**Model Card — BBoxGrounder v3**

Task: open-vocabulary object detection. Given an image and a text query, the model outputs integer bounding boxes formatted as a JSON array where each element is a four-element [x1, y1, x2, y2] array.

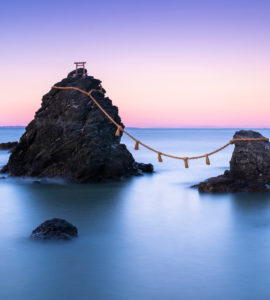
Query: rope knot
[[88, 89, 94, 96]]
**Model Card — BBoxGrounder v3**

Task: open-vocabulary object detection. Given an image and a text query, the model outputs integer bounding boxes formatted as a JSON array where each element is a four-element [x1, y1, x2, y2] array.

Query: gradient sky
[[1, 0, 270, 127]]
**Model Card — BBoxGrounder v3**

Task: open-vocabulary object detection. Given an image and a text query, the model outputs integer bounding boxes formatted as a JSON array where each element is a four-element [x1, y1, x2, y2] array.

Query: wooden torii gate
[[73, 62, 87, 78]]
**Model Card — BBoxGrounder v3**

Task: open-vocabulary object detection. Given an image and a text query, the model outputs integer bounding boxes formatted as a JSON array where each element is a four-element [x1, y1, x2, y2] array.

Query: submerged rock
[[0, 142, 18, 151], [197, 130, 270, 193], [2, 69, 152, 182], [31, 218, 78, 240]]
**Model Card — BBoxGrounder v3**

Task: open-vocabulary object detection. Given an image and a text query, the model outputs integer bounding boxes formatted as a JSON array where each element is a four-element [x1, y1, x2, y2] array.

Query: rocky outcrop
[[135, 162, 154, 173], [0, 142, 18, 151], [197, 171, 268, 193], [31, 218, 78, 240], [2, 68, 153, 182], [229, 130, 270, 181], [197, 130, 270, 193]]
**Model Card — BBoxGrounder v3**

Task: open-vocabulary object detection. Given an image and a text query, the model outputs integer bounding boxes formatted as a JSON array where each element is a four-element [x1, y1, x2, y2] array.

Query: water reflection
[[230, 192, 270, 211]]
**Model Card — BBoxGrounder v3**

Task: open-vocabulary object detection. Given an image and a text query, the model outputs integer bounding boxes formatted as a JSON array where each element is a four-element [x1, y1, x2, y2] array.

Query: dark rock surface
[[31, 218, 78, 241], [2, 69, 152, 182], [197, 130, 270, 193], [0, 142, 18, 151], [135, 162, 154, 173], [230, 130, 270, 181], [197, 171, 268, 193]]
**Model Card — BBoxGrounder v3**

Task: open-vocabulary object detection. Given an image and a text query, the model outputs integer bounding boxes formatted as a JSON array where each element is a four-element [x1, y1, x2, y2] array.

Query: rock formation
[[197, 130, 270, 192], [31, 218, 78, 240], [2, 68, 153, 182], [135, 162, 154, 173], [0, 142, 18, 151]]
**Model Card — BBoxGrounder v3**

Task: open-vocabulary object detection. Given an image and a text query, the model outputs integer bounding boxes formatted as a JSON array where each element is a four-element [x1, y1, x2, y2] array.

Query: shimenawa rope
[[52, 85, 269, 168]]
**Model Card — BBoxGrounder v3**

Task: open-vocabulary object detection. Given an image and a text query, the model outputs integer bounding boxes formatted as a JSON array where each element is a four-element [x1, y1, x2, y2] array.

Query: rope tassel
[[184, 158, 189, 168], [206, 155, 210, 165], [134, 140, 139, 150], [115, 126, 121, 136], [158, 153, 163, 162]]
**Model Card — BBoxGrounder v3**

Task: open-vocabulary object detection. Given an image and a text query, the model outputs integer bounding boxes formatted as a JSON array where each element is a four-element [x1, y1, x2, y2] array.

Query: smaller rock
[[195, 130, 270, 193], [196, 171, 268, 193], [0, 142, 18, 151], [31, 218, 78, 241], [135, 163, 154, 173]]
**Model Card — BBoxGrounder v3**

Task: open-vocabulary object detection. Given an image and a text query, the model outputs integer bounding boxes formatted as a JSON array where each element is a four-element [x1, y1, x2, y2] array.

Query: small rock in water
[[196, 130, 270, 193], [31, 218, 78, 241], [135, 162, 154, 173]]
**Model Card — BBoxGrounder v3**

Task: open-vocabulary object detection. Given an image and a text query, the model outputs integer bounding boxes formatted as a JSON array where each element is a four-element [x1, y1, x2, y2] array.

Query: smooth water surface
[[1, 127, 270, 300]]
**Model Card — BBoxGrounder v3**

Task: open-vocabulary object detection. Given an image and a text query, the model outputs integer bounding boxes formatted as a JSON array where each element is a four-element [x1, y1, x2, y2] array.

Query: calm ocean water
[[1, 127, 270, 300]]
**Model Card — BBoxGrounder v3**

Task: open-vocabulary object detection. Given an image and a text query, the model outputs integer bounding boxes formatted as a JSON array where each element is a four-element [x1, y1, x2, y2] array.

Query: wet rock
[[31, 218, 78, 241], [2, 70, 152, 182], [197, 171, 268, 193], [135, 162, 154, 173], [230, 130, 270, 181], [196, 130, 270, 193], [0, 142, 18, 151]]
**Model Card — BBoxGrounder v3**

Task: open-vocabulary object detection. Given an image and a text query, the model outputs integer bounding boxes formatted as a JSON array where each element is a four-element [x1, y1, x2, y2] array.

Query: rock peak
[[2, 71, 153, 182], [67, 68, 89, 79]]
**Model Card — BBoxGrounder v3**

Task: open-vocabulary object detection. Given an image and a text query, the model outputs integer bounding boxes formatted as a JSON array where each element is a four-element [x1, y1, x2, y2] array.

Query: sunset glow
[[1, 0, 269, 128]]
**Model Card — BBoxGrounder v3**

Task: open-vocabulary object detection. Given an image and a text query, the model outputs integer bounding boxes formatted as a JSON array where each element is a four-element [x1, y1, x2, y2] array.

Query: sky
[[0, 0, 269, 128]]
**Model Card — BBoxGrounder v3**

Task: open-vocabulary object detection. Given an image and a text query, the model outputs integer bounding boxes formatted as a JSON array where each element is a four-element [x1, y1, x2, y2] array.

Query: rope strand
[[52, 85, 269, 166]]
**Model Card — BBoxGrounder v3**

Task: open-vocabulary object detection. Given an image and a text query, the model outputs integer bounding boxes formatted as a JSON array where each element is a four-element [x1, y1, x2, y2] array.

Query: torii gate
[[73, 62, 87, 78]]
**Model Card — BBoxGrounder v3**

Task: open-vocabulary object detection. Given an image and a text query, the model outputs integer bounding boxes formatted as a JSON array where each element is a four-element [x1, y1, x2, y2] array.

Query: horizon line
[[1, 126, 270, 130]]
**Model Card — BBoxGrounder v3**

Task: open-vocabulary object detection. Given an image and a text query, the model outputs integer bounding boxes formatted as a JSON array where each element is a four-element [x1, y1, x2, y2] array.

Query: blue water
[[1, 127, 270, 300]]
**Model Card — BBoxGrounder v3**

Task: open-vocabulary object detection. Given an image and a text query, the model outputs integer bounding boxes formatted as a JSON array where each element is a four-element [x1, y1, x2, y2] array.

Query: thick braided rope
[[52, 86, 269, 167]]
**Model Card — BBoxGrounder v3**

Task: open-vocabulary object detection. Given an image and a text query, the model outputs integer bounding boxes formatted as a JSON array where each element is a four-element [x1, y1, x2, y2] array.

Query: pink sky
[[1, 0, 269, 128]]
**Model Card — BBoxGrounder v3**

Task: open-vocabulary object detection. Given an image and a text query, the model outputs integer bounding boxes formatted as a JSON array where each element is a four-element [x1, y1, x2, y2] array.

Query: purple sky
[[1, 0, 270, 127]]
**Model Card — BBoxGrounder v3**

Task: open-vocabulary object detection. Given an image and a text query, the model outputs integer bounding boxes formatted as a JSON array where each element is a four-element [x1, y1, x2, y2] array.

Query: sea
[[0, 127, 270, 300]]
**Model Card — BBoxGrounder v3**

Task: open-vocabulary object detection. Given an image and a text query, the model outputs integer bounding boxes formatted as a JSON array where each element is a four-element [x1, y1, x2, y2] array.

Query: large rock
[[2, 69, 153, 182], [197, 130, 270, 193], [31, 218, 78, 240]]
